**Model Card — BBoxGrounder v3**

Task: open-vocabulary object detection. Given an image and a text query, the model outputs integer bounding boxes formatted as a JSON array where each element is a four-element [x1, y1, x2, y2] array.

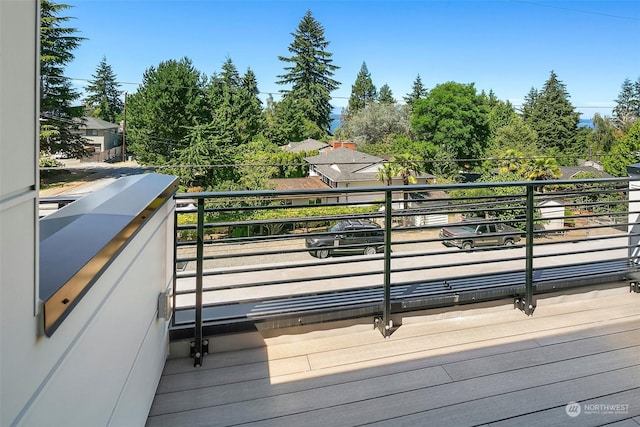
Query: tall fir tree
[[83, 56, 124, 124], [378, 84, 396, 105], [403, 74, 428, 108], [520, 87, 539, 121], [277, 10, 340, 136], [347, 62, 376, 114], [523, 71, 580, 161], [40, 0, 86, 158]]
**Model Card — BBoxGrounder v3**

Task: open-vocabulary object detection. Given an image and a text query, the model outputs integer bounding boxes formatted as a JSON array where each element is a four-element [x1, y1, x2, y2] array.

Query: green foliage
[[588, 113, 617, 155], [403, 74, 428, 109], [487, 119, 539, 161], [411, 81, 489, 165], [519, 157, 562, 191], [277, 10, 340, 134], [522, 71, 580, 156], [126, 57, 207, 165], [264, 95, 325, 144], [378, 84, 396, 105], [449, 171, 526, 221], [83, 56, 123, 124], [206, 59, 265, 147], [347, 62, 376, 114], [39, 0, 87, 159], [613, 77, 640, 132], [339, 102, 411, 146], [603, 120, 640, 177], [39, 153, 61, 168]]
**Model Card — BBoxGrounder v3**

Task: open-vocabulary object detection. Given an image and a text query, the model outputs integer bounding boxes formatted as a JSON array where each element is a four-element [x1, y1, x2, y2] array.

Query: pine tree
[[40, 0, 86, 158], [83, 56, 123, 124], [523, 71, 580, 160], [403, 74, 428, 108], [347, 62, 376, 114], [378, 84, 396, 105], [277, 10, 340, 135]]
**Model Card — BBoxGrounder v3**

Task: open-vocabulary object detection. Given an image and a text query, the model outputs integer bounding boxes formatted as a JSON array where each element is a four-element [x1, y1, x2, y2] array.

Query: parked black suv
[[305, 219, 385, 258]]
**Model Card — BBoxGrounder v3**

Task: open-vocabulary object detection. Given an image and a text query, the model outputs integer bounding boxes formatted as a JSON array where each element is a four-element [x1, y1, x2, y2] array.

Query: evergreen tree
[[126, 57, 207, 165], [403, 74, 428, 108], [39, 0, 86, 158], [347, 62, 376, 114], [378, 84, 396, 105], [613, 77, 640, 132], [523, 71, 580, 161], [520, 87, 538, 121], [277, 10, 340, 135], [205, 58, 264, 147], [83, 56, 123, 124]]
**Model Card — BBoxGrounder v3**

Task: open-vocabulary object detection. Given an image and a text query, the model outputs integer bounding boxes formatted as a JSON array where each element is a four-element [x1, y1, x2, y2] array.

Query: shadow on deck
[[148, 283, 640, 427]]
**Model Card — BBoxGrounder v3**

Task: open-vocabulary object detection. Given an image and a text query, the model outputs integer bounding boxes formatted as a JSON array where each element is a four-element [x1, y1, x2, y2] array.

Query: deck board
[[147, 286, 640, 427]]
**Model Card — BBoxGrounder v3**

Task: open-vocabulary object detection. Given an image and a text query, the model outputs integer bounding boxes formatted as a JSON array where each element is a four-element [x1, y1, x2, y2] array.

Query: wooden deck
[[147, 285, 640, 427]]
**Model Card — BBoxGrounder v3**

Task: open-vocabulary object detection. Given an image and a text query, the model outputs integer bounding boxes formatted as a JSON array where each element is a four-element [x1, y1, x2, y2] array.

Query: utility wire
[[512, 0, 640, 21]]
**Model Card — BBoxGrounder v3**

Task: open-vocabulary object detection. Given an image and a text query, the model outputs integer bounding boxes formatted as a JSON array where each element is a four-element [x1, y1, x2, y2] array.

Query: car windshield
[[329, 222, 345, 232], [460, 225, 478, 233]]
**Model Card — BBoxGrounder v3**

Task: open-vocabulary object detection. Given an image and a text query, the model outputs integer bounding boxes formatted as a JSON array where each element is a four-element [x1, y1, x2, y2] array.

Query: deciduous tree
[[411, 81, 489, 165]]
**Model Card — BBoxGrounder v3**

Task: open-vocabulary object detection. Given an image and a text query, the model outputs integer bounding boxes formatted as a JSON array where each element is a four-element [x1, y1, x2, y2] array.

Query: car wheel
[[503, 239, 514, 246], [364, 246, 377, 255], [317, 249, 330, 259], [462, 241, 473, 251]]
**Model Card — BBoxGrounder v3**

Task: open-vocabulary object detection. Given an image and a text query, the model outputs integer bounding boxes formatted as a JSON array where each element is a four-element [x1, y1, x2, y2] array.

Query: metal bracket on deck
[[630, 282, 640, 293], [514, 297, 536, 316], [190, 339, 209, 367], [374, 317, 394, 338]]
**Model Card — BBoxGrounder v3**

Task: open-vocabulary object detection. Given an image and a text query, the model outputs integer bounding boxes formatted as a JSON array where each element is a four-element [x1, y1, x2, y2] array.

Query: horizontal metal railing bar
[[170, 259, 635, 332], [176, 178, 632, 201], [172, 177, 638, 338]]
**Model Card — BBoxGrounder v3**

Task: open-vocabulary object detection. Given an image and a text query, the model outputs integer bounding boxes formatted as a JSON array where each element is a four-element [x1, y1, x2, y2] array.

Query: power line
[[512, 0, 640, 21]]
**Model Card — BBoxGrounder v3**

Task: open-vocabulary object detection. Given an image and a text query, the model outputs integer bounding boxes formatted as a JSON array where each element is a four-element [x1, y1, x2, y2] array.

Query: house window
[[87, 129, 98, 136]]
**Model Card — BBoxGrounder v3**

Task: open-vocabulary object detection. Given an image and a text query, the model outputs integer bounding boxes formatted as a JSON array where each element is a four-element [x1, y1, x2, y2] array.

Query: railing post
[[516, 184, 536, 315], [192, 197, 205, 366], [376, 189, 393, 337]]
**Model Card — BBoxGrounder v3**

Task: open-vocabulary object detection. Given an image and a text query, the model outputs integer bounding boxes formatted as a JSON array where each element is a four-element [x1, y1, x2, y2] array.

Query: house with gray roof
[[305, 147, 435, 203], [73, 117, 121, 153]]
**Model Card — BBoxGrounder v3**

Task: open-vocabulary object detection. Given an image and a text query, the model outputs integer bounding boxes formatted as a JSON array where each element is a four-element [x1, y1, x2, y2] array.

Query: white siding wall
[[1, 1, 40, 424], [0, 3, 171, 426]]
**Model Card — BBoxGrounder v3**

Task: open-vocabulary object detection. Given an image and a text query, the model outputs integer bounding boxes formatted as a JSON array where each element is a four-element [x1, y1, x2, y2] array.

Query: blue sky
[[65, 0, 640, 118]]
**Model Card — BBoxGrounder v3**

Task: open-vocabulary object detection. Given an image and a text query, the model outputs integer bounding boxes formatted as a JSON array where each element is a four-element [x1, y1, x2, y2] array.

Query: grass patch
[[40, 169, 97, 189]]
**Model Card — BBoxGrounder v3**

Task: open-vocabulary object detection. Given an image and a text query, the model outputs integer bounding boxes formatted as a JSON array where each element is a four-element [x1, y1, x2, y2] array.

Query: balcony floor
[[147, 284, 640, 427]]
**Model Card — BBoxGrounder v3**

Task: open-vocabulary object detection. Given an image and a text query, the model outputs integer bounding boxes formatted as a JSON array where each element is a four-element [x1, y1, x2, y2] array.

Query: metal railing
[[171, 178, 640, 366]]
